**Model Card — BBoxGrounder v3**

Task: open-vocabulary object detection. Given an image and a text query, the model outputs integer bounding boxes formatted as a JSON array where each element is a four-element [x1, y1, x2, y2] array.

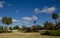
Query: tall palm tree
[[2, 16, 12, 30], [52, 13, 58, 26], [2, 16, 7, 30]]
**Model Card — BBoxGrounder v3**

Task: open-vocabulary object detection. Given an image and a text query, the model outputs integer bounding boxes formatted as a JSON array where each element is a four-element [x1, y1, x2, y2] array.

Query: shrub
[[31, 26, 38, 32], [32, 27, 38, 32], [22, 25, 27, 31], [0, 30, 3, 33], [0, 30, 12, 33], [13, 25, 20, 30], [25, 27, 32, 32], [41, 30, 60, 36], [9, 27, 12, 32]]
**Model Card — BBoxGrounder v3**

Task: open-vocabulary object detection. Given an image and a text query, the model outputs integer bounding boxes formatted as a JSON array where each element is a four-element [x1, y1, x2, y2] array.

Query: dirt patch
[[0, 31, 60, 38]]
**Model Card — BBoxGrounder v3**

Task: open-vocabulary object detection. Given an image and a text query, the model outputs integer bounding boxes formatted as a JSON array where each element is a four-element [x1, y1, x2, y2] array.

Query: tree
[[22, 25, 27, 31], [2, 16, 8, 24], [44, 21, 53, 30], [9, 27, 12, 32], [2, 16, 12, 30], [31, 26, 38, 32], [6, 17, 12, 25], [56, 22, 60, 30], [0, 26, 2, 30], [52, 13, 58, 26], [36, 24, 43, 30], [34, 20, 36, 25], [13, 25, 20, 30]]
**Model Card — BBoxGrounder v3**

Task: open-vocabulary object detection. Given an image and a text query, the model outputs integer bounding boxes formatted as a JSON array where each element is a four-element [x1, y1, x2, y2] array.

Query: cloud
[[0, 1, 12, 8], [59, 14, 60, 16], [7, 3, 12, 6], [12, 19, 20, 22], [16, 10, 19, 13], [22, 16, 37, 21], [0, 17, 2, 20], [34, 7, 56, 13], [22, 17, 32, 22], [32, 16, 37, 20], [34, 8, 40, 13], [0, 1, 5, 8]]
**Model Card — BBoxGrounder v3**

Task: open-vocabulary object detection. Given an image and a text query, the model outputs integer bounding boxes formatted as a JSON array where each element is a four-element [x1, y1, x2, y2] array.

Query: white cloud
[[0, 1, 5, 8], [59, 14, 60, 16], [22, 17, 32, 22], [0, 17, 2, 20], [32, 16, 37, 20], [34, 7, 56, 13], [0, 1, 12, 8], [12, 19, 20, 22], [22, 16, 38, 22], [16, 10, 19, 13], [34, 8, 40, 13]]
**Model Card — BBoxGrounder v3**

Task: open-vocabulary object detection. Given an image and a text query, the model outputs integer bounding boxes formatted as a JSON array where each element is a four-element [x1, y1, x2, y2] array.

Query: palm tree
[[52, 13, 58, 26], [2, 16, 7, 24], [2, 16, 12, 30], [6, 17, 12, 25], [34, 20, 36, 26], [2, 16, 7, 30]]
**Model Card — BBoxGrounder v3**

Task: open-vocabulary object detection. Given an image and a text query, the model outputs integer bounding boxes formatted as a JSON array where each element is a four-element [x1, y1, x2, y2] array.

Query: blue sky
[[0, 0, 60, 27]]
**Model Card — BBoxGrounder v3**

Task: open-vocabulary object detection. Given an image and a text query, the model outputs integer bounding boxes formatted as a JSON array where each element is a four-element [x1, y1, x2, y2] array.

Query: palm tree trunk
[[34, 21, 36, 26], [55, 19, 57, 26]]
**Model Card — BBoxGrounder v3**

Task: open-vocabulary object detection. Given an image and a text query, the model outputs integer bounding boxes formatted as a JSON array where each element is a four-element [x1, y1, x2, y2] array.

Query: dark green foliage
[[2, 16, 12, 31], [34, 20, 36, 25], [25, 27, 32, 32], [36, 24, 43, 30], [44, 21, 53, 30], [41, 30, 60, 36], [13, 25, 20, 30], [52, 13, 58, 26], [2, 16, 12, 25], [52, 13, 58, 20], [22, 25, 27, 31], [0, 26, 2, 30], [22, 25, 38, 32], [31, 26, 38, 32], [56, 22, 60, 30], [2, 17, 7, 24], [6, 17, 12, 25], [0, 30, 12, 33], [9, 27, 12, 32]]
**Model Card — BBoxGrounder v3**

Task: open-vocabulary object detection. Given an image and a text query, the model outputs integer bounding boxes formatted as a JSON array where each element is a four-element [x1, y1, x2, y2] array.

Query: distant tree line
[[0, 13, 60, 32]]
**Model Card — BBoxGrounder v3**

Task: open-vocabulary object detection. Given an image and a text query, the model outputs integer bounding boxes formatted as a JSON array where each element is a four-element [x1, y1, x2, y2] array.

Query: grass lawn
[[0, 31, 60, 38]]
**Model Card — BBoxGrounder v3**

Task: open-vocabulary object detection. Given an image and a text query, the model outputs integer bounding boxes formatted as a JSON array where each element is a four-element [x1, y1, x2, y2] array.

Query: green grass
[[41, 30, 60, 36]]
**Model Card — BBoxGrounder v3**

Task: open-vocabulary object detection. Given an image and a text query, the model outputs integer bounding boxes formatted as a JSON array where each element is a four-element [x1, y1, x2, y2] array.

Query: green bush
[[41, 30, 60, 36], [24, 27, 32, 32], [0, 30, 12, 33]]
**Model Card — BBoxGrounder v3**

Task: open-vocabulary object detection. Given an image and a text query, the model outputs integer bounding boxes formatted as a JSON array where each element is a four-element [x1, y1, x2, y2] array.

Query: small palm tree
[[34, 20, 36, 26], [52, 13, 58, 25]]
